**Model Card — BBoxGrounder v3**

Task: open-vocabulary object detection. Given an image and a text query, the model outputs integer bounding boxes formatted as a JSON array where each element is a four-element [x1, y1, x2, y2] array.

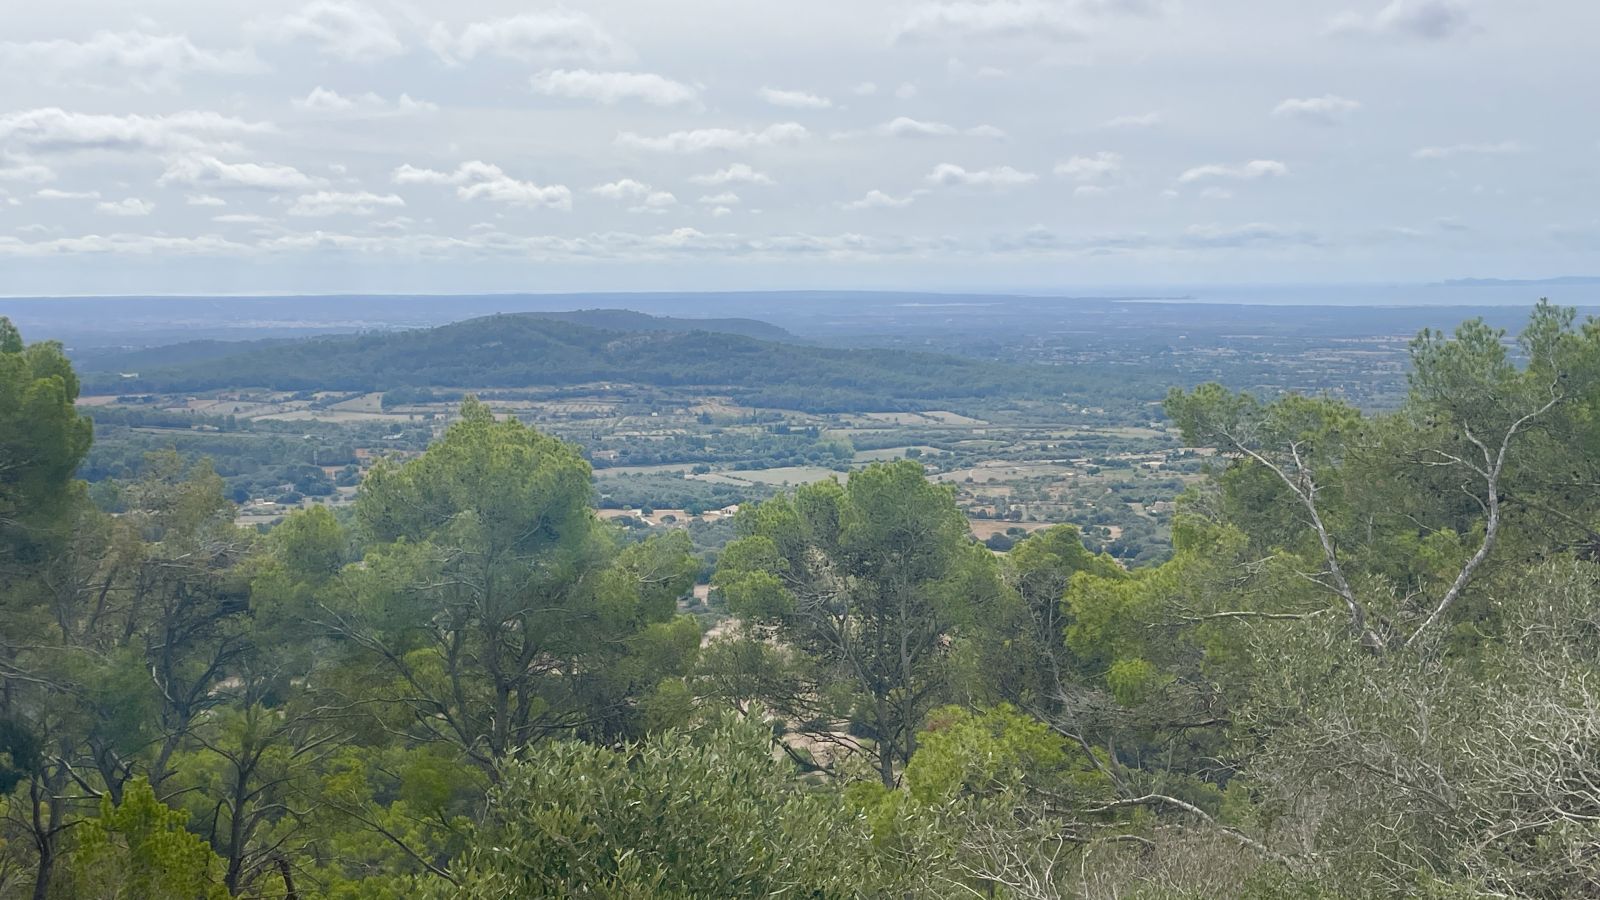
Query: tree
[[437, 712, 889, 899], [315, 400, 697, 775], [1165, 302, 1591, 652], [0, 317, 93, 561], [711, 461, 1005, 786], [70, 778, 229, 900]]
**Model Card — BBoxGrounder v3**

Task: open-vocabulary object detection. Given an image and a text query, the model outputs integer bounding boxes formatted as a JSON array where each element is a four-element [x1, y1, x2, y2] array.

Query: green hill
[[87, 313, 1156, 414]]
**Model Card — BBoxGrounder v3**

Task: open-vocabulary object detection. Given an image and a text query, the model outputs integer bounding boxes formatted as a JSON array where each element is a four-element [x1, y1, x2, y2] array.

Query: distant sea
[[1105, 280, 1600, 308]]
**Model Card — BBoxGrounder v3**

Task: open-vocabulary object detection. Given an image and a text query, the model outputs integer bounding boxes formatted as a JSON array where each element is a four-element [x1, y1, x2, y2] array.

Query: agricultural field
[[78, 382, 1196, 564]]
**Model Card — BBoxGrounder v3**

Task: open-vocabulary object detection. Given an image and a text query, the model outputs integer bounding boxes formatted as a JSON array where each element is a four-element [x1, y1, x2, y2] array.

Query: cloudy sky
[[1, 0, 1596, 295]]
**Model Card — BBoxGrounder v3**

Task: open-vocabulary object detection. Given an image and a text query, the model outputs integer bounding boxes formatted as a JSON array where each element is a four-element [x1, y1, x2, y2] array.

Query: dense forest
[[6, 302, 1600, 898], [83, 313, 1163, 416]]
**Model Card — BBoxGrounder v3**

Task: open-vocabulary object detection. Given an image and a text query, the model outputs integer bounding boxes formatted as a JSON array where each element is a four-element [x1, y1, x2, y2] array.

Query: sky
[[1, 0, 1597, 296]]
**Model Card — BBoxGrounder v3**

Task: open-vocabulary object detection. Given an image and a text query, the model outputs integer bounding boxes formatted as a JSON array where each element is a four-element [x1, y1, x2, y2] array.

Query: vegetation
[[5, 301, 1600, 897], [87, 313, 1163, 415]]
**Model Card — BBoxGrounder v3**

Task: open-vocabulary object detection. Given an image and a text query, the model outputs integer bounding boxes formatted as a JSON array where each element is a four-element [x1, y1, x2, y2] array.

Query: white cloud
[[590, 179, 652, 199], [698, 192, 740, 205], [1329, 0, 1472, 40], [159, 155, 327, 191], [616, 123, 809, 153], [429, 12, 626, 65], [532, 69, 698, 107], [895, 83, 919, 99], [1178, 160, 1289, 183], [1181, 222, 1318, 248], [870, 117, 1006, 139], [761, 87, 833, 109], [1273, 95, 1362, 124], [186, 194, 226, 207], [893, 1, 1086, 43], [294, 87, 438, 115], [590, 179, 676, 211], [0, 108, 271, 155], [842, 189, 924, 210], [690, 164, 775, 186], [853, 82, 879, 96], [262, 2, 404, 62], [879, 117, 957, 137], [288, 190, 405, 216], [1199, 187, 1234, 200], [96, 197, 154, 216], [1100, 111, 1162, 129], [36, 188, 101, 200], [0, 30, 260, 88], [1412, 141, 1524, 159], [1054, 151, 1122, 182], [393, 161, 572, 210], [0, 160, 54, 183], [633, 191, 677, 212], [213, 213, 270, 224], [926, 163, 1037, 187]]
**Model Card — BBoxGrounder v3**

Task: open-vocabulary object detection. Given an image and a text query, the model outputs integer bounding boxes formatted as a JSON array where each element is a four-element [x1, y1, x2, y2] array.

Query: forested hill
[[513, 308, 796, 341], [70, 309, 793, 374], [85, 312, 1160, 414]]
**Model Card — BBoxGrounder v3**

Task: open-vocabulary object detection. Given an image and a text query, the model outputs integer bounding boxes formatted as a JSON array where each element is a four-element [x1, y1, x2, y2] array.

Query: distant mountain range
[[74, 309, 794, 374], [80, 309, 1154, 415]]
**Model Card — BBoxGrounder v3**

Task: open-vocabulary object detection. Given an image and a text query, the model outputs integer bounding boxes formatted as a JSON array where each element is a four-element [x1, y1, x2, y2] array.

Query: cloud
[[761, 88, 833, 109], [294, 87, 438, 115], [213, 213, 271, 224], [1329, 0, 1472, 40], [159, 155, 327, 191], [532, 69, 699, 107], [0, 160, 55, 183], [1273, 95, 1362, 124], [261, 2, 404, 62], [698, 192, 740, 205], [867, 117, 1006, 139], [690, 164, 774, 186], [36, 188, 101, 200], [0, 30, 261, 89], [616, 123, 808, 153], [0, 233, 255, 257], [1100, 111, 1162, 129], [878, 117, 957, 137], [842, 189, 925, 210], [0, 108, 271, 155], [1181, 222, 1319, 248], [288, 190, 405, 216], [96, 197, 154, 216], [1198, 187, 1234, 200], [186, 194, 227, 207], [590, 179, 676, 212], [892, 1, 1086, 43], [853, 82, 879, 96], [634, 191, 677, 211], [393, 161, 572, 210], [590, 179, 650, 199], [926, 163, 1037, 187], [1178, 160, 1289, 183], [429, 12, 626, 65], [1411, 141, 1524, 159], [1054, 151, 1122, 182]]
